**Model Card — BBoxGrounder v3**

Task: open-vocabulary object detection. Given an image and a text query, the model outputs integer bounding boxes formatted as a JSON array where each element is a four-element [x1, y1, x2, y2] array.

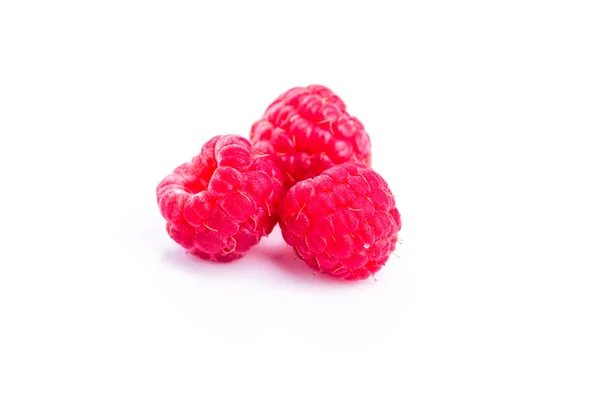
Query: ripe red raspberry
[[156, 135, 284, 262], [250, 85, 372, 188], [279, 162, 401, 280]]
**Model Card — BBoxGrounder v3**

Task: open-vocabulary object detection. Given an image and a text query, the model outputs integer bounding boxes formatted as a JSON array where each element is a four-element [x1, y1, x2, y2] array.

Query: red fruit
[[157, 135, 284, 262], [279, 163, 401, 280], [250, 85, 372, 188]]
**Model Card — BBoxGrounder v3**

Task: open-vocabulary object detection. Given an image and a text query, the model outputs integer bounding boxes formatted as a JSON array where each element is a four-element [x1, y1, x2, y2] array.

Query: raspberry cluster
[[156, 85, 401, 280]]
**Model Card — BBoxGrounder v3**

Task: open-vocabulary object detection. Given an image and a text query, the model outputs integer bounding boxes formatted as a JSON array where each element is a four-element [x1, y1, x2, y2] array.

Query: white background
[[1, 1, 599, 399]]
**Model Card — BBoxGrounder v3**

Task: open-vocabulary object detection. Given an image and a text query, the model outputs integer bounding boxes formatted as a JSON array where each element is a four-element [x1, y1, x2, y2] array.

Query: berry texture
[[279, 163, 401, 280], [250, 85, 372, 188], [157, 135, 284, 262]]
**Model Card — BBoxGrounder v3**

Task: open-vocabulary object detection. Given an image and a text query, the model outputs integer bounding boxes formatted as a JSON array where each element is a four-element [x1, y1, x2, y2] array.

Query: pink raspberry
[[250, 85, 372, 188], [279, 162, 401, 280], [156, 135, 284, 262]]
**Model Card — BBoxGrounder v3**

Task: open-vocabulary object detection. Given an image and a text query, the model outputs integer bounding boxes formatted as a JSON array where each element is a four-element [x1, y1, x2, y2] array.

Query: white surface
[[1, 1, 599, 399]]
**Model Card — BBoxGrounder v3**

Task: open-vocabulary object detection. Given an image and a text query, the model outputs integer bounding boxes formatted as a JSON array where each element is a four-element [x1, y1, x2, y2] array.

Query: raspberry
[[250, 85, 372, 188], [279, 162, 401, 280], [156, 135, 284, 262]]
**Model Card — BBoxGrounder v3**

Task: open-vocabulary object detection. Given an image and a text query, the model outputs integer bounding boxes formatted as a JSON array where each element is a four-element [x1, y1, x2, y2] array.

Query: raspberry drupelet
[[250, 85, 372, 189], [279, 162, 401, 280], [157, 135, 284, 262]]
